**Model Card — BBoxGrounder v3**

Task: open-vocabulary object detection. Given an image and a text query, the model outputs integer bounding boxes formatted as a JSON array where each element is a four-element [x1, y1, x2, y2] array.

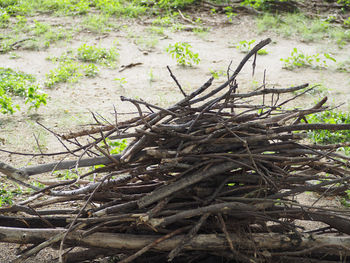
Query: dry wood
[[1, 226, 350, 256], [0, 38, 349, 262]]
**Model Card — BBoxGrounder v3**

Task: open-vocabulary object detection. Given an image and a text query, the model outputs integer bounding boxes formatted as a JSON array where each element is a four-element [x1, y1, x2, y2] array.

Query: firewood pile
[[1, 39, 350, 263]]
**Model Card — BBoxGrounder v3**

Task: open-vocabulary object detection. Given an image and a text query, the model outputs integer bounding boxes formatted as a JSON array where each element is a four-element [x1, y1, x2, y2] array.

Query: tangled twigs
[[0, 39, 350, 262]]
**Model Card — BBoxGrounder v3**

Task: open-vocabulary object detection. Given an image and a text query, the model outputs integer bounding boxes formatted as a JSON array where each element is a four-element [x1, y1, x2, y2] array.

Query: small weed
[[166, 42, 200, 66], [30, 181, 45, 189], [281, 48, 336, 70], [233, 39, 268, 55], [234, 40, 255, 53], [94, 139, 128, 169], [223, 6, 236, 23], [108, 139, 128, 154], [8, 52, 20, 59], [344, 17, 350, 27], [45, 59, 82, 88], [114, 77, 127, 88], [209, 69, 225, 79], [83, 63, 99, 77], [0, 68, 47, 114], [0, 9, 10, 27], [337, 58, 350, 72], [257, 49, 268, 55], [0, 183, 22, 207], [149, 68, 156, 82], [55, 170, 79, 180], [77, 44, 119, 67]]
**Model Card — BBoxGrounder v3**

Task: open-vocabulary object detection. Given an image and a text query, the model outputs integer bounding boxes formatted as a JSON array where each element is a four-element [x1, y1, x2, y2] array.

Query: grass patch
[[82, 13, 116, 33], [1, 16, 72, 53], [257, 13, 350, 45], [0, 67, 47, 114], [46, 44, 118, 87], [77, 43, 119, 67], [45, 59, 83, 88]]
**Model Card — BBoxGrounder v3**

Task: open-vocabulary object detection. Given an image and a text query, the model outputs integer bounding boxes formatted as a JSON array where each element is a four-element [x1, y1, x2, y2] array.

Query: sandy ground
[[0, 12, 349, 262]]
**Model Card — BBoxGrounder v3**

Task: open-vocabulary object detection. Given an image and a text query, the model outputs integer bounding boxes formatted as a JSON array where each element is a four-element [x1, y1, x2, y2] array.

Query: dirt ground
[[0, 11, 349, 262]]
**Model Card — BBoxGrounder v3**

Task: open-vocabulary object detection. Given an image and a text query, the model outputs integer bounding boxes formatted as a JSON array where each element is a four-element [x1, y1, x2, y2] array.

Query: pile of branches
[[1, 38, 350, 263]]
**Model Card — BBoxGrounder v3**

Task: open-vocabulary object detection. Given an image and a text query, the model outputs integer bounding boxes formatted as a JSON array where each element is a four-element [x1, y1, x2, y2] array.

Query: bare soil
[[0, 12, 349, 262]]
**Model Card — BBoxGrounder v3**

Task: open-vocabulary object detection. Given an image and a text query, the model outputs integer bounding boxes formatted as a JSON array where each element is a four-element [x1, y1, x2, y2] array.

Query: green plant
[[258, 49, 268, 55], [0, 182, 22, 207], [94, 139, 128, 169], [77, 44, 119, 67], [344, 17, 350, 27], [30, 181, 45, 189], [0, 8, 10, 27], [223, 6, 236, 23], [108, 139, 127, 154], [45, 59, 82, 88], [114, 77, 127, 88], [209, 68, 225, 79], [55, 169, 79, 180], [281, 48, 336, 70], [83, 63, 99, 77], [0, 68, 47, 114], [166, 42, 200, 66], [303, 110, 350, 155], [234, 39, 255, 53], [233, 39, 268, 55]]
